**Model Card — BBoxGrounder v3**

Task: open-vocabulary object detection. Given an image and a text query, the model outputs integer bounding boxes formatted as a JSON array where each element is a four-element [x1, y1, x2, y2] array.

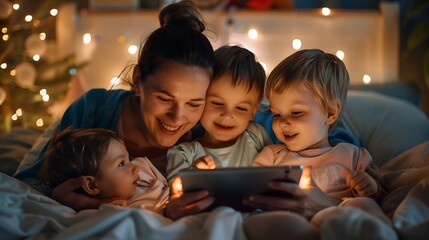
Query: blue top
[[15, 88, 359, 183]]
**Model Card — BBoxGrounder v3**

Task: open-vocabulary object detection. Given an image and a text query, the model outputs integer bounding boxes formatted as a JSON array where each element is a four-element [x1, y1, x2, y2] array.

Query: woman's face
[[140, 61, 211, 148]]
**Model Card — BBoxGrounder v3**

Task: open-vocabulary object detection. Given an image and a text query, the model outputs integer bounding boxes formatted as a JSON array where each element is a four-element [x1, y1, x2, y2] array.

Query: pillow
[[340, 90, 429, 167]]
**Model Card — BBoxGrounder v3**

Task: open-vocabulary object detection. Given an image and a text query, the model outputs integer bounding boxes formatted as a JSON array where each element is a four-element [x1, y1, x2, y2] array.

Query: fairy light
[[11, 114, 18, 121], [25, 15, 33, 22], [1, 63, 6, 69], [40, 89, 47, 96], [292, 39, 302, 50], [10, 69, 16, 76], [83, 33, 91, 45], [110, 77, 121, 86], [363, 74, 372, 85], [33, 54, 40, 61], [39, 32, 46, 40], [13, 4, 20, 10], [2, 34, 9, 41], [322, 7, 331, 16], [36, 118, 44, 127], [128, 44, 138, 55], [1, 28, 7, 33], [336, 50, 345, 60], [50, 9, 58, 16], [42, 94, 50, 102], [248, 28, 258, 40], [16, 108, 22, 116]]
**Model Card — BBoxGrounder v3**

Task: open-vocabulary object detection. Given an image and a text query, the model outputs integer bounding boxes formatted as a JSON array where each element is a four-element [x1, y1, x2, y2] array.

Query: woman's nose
[[168, 104, 185, 123]]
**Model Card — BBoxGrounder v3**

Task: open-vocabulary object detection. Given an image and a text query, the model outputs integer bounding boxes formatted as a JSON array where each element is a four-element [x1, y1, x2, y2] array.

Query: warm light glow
[[50, 9, 58, 16], [16, 108, 23, 116], [292, 39, 302, 50], [260, 61, 267, 72], [40, 89, 47, 96], [13, 4, 20, 10], [171, 177, 183, 198], [299, 166, 312, 189], [83, 33, 92, 45], [39, 32, 46, 40], [0, 63, 6, 69], [33, 54, 40, 61], [42, 94, 50, 102], [36, 118, 44, 127], [10, 69, 16, 76], [11, 114, 18, 121], [248, 28, 258, 40], [128, 45, 138, 55], [336, 50, 345, 60], [322, 7, 331, 16], [25, 15, 33, 22], [1, 28, 7, 33], [110, 77, 121, 86], [2, 34, 9, 41], [362, 74, 371, 85]]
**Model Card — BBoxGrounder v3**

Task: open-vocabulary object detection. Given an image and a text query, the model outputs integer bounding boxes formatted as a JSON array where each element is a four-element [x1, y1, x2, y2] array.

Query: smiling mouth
[[160, 120, 180, 132], [215, 122, 233, 129]]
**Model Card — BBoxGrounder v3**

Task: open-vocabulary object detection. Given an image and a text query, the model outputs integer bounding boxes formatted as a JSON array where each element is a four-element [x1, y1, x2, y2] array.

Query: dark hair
[[40, 128, 122, 188], [213, 45, 266, 103], [131, 0, 214, 90], [266, 49, 350, 131]]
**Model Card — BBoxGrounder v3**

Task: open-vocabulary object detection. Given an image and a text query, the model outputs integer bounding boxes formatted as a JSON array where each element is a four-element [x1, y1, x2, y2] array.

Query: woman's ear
[[131, 65, 142, 94], [326, 100, 341, 125], [81, 176, 101, 196]]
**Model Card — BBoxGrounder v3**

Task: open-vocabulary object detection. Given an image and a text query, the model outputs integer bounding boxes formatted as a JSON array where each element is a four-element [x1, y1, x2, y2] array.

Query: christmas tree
[[0, 0, 86, 132]]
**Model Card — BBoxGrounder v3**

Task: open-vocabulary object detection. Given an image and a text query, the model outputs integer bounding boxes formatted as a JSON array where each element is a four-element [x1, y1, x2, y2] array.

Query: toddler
[[166, 45, 271, 181], [246, 49, 396, 240]]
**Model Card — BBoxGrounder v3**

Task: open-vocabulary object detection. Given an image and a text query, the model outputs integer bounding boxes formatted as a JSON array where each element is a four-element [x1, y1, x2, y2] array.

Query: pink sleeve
[[253, 145, 276, 166]]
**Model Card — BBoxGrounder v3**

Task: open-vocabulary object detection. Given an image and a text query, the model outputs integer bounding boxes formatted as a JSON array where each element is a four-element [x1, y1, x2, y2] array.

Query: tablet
[[177, 165, 303, 211]]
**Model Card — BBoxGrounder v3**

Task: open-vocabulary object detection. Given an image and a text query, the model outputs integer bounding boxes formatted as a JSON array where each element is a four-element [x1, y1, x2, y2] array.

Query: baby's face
[[200, 74, 259, 147], [96, 139, 139, 200], [268, 83, 331, 151]]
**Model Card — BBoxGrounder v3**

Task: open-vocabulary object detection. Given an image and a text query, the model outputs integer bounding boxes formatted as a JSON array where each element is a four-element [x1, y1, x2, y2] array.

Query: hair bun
[[159, 1, 205, 33]]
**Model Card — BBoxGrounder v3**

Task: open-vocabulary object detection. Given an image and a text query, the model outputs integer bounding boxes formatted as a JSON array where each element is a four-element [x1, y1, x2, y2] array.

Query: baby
[[40, 128, 169, 214]]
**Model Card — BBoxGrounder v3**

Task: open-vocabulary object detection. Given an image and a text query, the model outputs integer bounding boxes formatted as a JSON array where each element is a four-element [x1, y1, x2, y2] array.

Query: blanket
[[1, 142, 428, 239]]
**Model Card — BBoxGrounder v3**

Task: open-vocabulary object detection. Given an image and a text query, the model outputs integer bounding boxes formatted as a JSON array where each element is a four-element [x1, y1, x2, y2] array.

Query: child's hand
[[343, 170, 378, 197], [192, 155, 216, 169]]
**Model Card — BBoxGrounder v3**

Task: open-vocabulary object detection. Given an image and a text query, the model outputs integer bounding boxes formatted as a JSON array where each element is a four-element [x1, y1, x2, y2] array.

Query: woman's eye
[[187, 102, 202, 108], [158, 96, 172, 102]]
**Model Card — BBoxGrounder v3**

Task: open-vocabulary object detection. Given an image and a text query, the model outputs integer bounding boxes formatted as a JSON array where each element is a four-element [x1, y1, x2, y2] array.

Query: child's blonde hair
[[265, 49, 350, 131]]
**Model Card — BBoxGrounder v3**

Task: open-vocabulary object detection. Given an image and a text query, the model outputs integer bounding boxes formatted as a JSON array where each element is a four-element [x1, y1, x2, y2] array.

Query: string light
[[1, 28, 7, 33], [12, 4, 19, 10], [33, 54, 40, 61], [36, 118, 44, 127], [42, 94, 50, 102], [39, 32, 46, 40], [83, 33, 91, 44], [322, 7, 331, 16], [2, 34, 8, 41], [16, 108, 22, 116], [11, 114, 18, 121], [40, 89, 47, 96], [336, 50, 345, 60], [363, 74, 371, 85], [0, 63, 6, 69], [111, 77, 121, 86], [25, 15, 32, 22], [10, 69, 16, 76], [128, 44, 138, 55], [248, 28, 258, 40], [292, 39, 302, 50], [50, 9, 58, 16]]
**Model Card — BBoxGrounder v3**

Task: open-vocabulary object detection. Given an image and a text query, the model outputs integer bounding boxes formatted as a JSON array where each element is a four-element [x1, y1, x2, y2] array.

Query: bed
[[1, 88, 429, 239]]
